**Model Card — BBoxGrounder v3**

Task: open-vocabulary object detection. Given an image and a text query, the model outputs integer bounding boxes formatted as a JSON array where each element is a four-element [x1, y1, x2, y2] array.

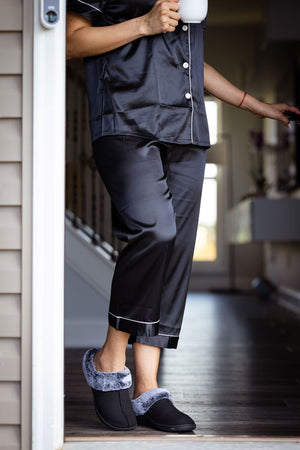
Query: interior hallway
[[64, 292, 300, 442]]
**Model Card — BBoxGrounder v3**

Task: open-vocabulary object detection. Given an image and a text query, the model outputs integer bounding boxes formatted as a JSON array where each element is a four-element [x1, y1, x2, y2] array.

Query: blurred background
[[62, 0, 300, 441], [65, 0, 300, 347]]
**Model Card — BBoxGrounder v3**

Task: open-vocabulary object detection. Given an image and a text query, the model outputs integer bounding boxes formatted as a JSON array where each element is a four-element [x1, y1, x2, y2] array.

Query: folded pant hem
[[109, 313, 160, 337]]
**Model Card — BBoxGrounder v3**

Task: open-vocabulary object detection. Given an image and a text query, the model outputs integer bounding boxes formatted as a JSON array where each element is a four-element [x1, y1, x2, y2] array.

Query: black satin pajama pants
[[92, 135, 207, 349]]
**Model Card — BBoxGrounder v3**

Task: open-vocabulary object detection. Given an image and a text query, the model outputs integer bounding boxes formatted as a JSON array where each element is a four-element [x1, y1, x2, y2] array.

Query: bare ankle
[[133, 381, 158, 399], [93, 347, 126, 373]]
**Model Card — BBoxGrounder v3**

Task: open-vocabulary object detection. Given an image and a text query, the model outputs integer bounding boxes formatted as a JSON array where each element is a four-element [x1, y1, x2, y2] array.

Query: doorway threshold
[[63, 436, 300, 450]]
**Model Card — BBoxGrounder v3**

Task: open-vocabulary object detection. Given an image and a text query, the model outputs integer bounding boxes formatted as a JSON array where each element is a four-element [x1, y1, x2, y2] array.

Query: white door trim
[[31, 1, 66, 449]]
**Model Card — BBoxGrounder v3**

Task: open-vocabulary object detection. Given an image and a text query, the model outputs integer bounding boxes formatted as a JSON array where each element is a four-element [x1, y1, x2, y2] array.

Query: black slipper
[[82, 347, 136, 431], [131, 388, 196, 432], [91, 387, 136, 431]]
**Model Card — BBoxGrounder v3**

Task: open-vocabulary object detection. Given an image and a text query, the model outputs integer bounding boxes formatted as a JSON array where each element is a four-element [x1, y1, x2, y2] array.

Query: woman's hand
[[248, 102, 300, 128], [66, 0, 180, 59], [141, 0, 180, 36], [203, 62, 300, 128]]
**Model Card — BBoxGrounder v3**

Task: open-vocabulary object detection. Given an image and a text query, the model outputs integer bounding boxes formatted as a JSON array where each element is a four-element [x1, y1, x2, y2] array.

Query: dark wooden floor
[[64, 292, 300, 439]]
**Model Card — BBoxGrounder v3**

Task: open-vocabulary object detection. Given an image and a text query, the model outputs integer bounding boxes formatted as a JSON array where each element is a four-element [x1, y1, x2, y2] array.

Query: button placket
[[187, 24, 194, 143], [181, 22, 193, 140]]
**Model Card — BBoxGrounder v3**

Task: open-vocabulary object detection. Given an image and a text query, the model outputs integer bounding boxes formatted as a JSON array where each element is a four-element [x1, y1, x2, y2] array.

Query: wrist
[[237, 92, 247, 108], [240, 92, 262, 114], [135, 15, 151, 37]]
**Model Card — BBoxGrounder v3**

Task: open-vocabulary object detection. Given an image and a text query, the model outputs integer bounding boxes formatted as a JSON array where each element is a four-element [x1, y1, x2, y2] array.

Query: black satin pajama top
[[67, 0, 211, 148]]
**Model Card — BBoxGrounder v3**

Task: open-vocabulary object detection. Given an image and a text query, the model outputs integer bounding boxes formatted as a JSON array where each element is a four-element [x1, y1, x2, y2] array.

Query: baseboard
[[189, 274, 253, 292], [276, 285, 300, 315]]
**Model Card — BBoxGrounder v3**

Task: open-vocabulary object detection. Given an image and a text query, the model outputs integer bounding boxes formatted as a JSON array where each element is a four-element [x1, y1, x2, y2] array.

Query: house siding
[[0, 1, 23, 449]]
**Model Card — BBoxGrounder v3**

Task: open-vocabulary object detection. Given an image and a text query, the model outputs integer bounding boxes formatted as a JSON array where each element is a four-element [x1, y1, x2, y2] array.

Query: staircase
[[64, 60, 123, 348], [64, 212, 115, 348]]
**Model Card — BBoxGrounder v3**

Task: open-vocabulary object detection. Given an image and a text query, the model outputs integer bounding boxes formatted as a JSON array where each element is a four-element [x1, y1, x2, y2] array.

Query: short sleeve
[[66, 0, 105, 23]]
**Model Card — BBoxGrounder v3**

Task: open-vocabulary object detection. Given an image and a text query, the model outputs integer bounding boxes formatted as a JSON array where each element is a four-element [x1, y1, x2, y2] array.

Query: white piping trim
[[109, 311, 160, 325], [187, 24, 194, 143], [76, 0, 102, 12], [158, 333, 179, 338]]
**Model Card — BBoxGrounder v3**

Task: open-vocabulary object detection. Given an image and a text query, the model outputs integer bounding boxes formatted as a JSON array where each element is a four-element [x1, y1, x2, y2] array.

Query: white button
[[185, 92, 191, 100], [183, 62, 189, 69], [182, 24, 188, 31]]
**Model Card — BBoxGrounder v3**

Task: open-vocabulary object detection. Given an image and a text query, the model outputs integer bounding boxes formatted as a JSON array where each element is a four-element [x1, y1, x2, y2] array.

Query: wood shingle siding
[[0, 251, 21, 293], [0, 120, 22, 161], [0, 207, 21, 249], [0, 295, 21, 337], [0, 163, 22, 205], [0, 76, 22, 117], [0, 32, 22, 74], [0, 0, 22, 31], [0, 383, 20, 423], [0, 1, 23, 448], [0, 426, 20, 450], [0, 339, 21, 381]]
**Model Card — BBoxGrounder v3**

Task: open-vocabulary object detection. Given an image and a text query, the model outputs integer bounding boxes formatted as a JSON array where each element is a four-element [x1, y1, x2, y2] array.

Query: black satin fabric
[[92, 135, 207, 349], [67, 0, 211, 148]]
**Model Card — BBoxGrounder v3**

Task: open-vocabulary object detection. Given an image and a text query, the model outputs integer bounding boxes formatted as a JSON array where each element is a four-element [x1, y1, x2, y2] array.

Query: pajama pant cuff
[[108, 312, 160, 337], [128, 333, 179, 349]]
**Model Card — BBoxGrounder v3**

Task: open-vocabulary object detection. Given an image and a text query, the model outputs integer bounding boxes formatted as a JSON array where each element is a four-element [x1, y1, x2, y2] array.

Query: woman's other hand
[[246, 102, 300, 128], [141, 0, 180, 36], [203, 62, 300, 128]]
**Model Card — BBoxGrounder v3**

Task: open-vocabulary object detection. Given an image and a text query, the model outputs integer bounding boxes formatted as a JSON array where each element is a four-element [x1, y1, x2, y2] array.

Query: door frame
[[24, 1, 66, 449]]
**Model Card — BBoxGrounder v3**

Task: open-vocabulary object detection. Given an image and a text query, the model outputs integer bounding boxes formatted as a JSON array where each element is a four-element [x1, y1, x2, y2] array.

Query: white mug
[[179, 0, 208, 23]]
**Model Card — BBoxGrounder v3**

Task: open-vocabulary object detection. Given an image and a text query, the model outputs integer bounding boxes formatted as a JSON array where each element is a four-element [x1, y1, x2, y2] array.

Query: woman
[[66, 0, 299, 433]]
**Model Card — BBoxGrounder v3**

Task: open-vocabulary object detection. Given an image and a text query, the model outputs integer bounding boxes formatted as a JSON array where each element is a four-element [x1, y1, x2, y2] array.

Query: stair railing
[[65, 59, 124, 261]]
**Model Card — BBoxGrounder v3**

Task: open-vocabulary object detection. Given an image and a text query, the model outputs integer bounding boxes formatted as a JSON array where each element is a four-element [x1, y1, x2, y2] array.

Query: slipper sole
[[137, 413, 196, 432]]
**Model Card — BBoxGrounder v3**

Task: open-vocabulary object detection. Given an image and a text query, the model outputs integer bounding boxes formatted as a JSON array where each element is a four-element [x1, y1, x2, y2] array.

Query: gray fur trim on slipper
[[131, 388, 173, 416], [82, 347, 132, 391]]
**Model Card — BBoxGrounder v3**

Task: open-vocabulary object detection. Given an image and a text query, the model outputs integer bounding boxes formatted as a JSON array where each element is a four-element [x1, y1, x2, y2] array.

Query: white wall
[[201, 25, 265, 290], [204, 24, 300, 294]]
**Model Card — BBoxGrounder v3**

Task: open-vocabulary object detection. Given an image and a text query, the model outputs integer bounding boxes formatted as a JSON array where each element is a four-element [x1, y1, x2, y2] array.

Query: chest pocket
[[105, 0, 156, 22], [104, 36, 155, 87]]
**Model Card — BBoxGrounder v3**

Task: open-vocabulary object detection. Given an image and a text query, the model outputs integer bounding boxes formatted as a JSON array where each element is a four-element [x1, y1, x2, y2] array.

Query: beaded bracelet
[[238, 92, 247, 108]]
